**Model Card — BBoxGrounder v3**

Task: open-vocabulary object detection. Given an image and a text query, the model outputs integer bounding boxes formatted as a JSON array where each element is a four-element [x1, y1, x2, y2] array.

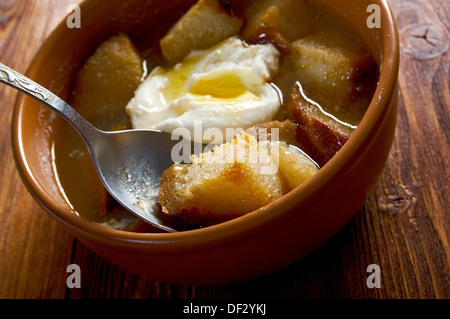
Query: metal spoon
[[0, 62, 195, 232]]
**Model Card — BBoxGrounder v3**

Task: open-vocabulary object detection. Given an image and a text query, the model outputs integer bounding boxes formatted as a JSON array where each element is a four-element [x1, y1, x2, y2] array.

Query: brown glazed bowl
[[11, 0, 399, 285]]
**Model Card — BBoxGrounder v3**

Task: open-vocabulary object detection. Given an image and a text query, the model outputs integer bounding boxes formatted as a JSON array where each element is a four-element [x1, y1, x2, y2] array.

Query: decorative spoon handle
[[0, 62, 99, 142]]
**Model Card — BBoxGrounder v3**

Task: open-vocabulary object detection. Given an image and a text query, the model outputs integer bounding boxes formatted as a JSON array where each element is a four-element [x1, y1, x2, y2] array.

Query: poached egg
[[126, 37, 281, 144]]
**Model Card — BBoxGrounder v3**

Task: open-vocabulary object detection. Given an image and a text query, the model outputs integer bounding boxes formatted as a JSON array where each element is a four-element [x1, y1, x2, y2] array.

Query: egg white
[[126, 37, 281, 144]]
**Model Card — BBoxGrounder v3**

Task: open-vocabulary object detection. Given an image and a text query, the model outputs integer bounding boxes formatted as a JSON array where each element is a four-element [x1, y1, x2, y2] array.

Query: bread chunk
[[246, 119, 300, 148], [287, 82, 355, 167], [238, 0, 310, 53], [242, 6, 291, 53], [160, 0, 243, 64], [69, 33, 145, 231], [72, 33, 144, 131], [246, 120, 319, 189], [159, 128, 318, 226], [275, 143, 319, 191], [282, 31, 377, 124], [159, 133, 285, 225]]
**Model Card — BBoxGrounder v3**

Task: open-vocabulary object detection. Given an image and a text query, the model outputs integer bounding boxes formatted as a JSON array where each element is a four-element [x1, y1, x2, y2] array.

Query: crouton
[[246, 120, 319, 189], [158, 132, 286, 225], [242, 6, 291, 53], [71, 33, 145, 131], [274, 142, 319, 190], [245, 119, 300, 148], [159, 0, 243, 65], [287, 81, 355, 167], [238, 0, 311, 53], [159, 127, 318, 226], [68, 33, 145, 230], [282, 31, 377, 124]]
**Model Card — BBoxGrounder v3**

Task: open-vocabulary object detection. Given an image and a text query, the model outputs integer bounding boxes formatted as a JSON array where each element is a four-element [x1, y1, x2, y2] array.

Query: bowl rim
[[11, 0, 399, 253]]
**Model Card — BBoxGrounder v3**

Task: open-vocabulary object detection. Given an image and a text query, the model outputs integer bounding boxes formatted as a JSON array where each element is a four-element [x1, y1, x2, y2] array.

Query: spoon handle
[[0, 62, 100, 143]]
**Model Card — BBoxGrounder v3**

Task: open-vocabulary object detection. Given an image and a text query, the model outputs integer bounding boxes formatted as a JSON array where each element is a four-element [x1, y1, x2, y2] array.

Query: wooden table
[[0, 0, 448, 299]]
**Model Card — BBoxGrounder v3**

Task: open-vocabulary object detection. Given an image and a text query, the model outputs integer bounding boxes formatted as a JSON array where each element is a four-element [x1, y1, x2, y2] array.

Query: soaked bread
[[160, 0, 243, 64], [159, 129, 318, 226]]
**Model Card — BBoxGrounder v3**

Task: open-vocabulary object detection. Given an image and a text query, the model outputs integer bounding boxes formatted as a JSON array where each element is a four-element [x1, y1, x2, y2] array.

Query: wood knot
[[0, 1, 15, 29], [400, 23, 448, 59], [378, 184, 417, 216], [392, 0, 448, 59]]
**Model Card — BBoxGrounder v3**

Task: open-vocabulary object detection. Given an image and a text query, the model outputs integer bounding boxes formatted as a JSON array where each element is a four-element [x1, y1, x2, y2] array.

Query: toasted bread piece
[[238, 0, 310, 53], [159, 127, 319, 226], [287, 82, 355, 167], [242, 6, 291, 53], [159, 132, 286, 225], [159, 0, 243, 65], [246, 119, 300, 148], [274, 142, 319, 190], [69, 33, 145, 230], [246, 120, 318, 189], [282, 31, 377, 124], [72, 33, 144, 131]]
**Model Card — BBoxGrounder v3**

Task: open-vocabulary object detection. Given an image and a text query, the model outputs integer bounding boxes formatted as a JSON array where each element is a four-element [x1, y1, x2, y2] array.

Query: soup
[[54, 0, 378, 231]]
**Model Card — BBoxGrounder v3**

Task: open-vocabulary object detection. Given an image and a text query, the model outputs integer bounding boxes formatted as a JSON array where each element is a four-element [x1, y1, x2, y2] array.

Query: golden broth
[[53, 0, 378, 230]]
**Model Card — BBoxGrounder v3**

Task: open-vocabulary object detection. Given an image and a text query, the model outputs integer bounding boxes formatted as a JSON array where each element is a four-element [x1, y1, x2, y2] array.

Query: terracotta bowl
[[11, 0, 399, 285]]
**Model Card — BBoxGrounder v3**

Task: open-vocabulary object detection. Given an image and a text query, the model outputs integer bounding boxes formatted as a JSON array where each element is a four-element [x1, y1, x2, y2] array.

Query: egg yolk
[[189, 74, 248, 99]]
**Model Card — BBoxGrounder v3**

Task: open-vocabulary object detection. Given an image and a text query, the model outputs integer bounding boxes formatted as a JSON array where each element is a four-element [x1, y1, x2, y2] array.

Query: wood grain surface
[[0, 0, 448, 299]]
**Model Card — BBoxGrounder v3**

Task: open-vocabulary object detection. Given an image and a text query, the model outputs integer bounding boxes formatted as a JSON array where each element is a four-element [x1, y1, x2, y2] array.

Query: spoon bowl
[[91, 129, 203, 232], [89, 129, 187, 232], [0, 62, 189, 232]]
